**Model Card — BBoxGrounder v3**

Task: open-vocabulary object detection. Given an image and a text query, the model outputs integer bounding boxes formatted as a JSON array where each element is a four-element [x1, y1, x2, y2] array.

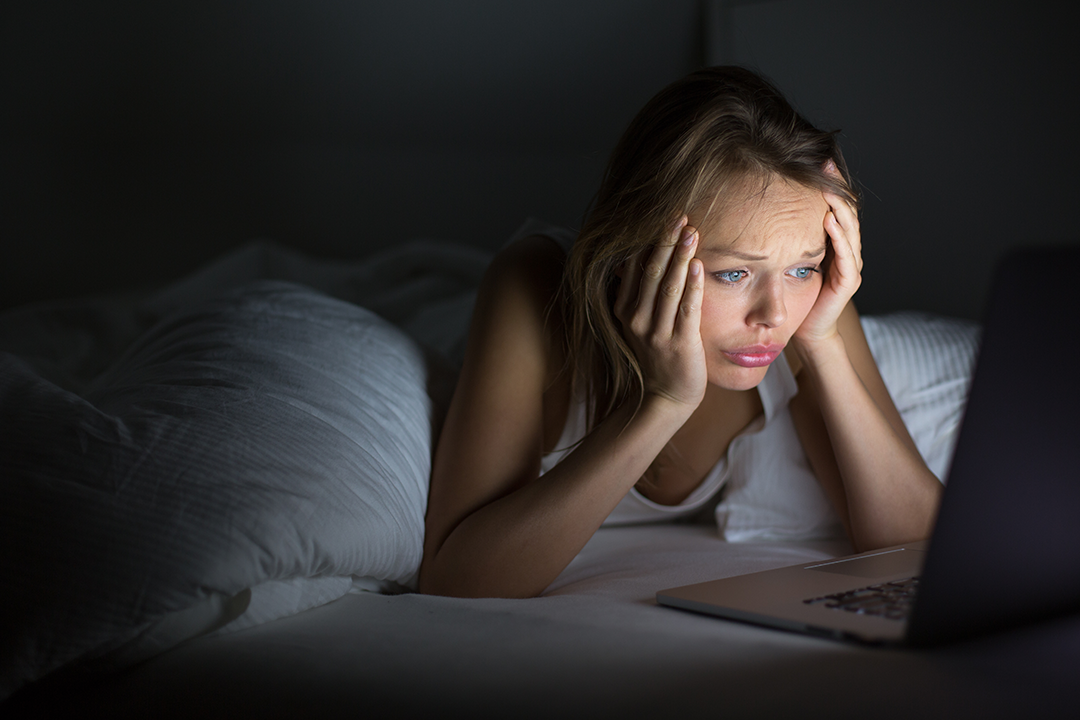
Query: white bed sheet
[[6, 524, 1077, 719]]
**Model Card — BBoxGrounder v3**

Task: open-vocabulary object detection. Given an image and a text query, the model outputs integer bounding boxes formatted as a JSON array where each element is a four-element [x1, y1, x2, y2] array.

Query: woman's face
[[689, 176, 830, 391]]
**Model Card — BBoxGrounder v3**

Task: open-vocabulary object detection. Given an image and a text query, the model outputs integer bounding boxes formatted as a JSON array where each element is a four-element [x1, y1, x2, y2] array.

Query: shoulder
[[480, 235, 567, 342], [486, 233, 567, 294], [468, 234, 569, 385]]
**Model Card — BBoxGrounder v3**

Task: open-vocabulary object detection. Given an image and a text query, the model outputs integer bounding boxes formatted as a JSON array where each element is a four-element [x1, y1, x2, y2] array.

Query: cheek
[[698, 289, 743, 334], [790, 282, 823, 323]]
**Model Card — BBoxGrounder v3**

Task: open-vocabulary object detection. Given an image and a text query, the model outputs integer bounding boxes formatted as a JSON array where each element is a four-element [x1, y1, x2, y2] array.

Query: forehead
[[692, 176, 828, 256]]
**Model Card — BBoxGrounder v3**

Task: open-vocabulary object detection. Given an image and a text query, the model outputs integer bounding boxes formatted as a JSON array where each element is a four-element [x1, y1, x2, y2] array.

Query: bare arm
[[790, 303, 941, 550], [789, 189, 942, 551], [420, 223, 706, 598], [423, 388, 692, 598]]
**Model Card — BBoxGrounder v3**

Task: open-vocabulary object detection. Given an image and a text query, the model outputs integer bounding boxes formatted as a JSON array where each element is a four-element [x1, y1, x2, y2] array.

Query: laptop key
[[803, 577, 920, 620]]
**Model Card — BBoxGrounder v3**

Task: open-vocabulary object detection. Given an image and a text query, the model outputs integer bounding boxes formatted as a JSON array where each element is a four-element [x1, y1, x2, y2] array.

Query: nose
[[747, 278, 787, 328]]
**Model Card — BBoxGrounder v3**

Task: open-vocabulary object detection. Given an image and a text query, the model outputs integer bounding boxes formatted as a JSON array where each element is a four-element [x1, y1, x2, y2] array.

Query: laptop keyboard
[[803, 577, 920, 621]]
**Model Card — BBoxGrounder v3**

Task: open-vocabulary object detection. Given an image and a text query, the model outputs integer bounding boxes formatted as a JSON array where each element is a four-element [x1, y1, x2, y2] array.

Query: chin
[[709, 365, 770, 392]]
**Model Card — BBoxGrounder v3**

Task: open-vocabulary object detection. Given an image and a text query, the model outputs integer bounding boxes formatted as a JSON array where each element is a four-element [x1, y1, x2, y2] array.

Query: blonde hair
[[559, 66, 861, 432]]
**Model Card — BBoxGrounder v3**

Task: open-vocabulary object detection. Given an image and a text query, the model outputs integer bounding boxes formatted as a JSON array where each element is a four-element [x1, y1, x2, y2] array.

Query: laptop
[[657, 245, 1080, 646]]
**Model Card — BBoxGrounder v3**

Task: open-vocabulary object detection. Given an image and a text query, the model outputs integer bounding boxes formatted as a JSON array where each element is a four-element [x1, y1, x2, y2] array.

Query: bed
[[2, 231, 1076, 719]]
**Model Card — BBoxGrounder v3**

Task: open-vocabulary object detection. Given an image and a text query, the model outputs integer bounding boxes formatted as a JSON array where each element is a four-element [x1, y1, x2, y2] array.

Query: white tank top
[[539, 353, 827, 529]]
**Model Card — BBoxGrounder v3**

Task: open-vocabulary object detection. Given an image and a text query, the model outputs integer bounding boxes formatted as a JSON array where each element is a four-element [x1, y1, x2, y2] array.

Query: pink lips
[[721, 344, 784, 368]]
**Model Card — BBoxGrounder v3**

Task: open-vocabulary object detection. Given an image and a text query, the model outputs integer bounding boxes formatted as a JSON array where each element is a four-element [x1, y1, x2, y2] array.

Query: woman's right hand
[[613, 217, 708, 412]]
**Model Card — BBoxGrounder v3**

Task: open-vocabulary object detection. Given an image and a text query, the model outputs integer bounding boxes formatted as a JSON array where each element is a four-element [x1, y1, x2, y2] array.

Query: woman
[[418, 66, 942, 599]]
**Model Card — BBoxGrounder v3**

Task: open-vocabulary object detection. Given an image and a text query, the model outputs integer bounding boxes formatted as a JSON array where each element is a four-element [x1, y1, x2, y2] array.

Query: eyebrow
[[698, 244, 827, 261]]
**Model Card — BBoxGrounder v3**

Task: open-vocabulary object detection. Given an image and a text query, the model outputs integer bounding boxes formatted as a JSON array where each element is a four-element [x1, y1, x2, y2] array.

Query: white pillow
[[861, 312, 980, 481], [0, 281, 435, 699]]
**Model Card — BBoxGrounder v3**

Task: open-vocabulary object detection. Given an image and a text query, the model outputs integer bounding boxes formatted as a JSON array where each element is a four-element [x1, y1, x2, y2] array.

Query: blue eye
[[789, 267, 819, 280], [716, 270, 747, 284]]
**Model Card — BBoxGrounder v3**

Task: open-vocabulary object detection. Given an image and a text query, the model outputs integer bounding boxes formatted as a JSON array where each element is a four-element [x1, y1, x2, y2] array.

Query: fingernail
[[681, 228, 696, 246]]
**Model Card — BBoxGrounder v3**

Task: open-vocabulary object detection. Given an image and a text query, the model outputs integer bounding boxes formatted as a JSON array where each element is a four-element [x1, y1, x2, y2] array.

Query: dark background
[[2, 0, 1076, 319]]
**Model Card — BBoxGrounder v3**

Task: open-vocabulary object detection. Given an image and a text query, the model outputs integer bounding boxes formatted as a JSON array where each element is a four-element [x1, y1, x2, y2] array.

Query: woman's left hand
[[793, 189, 862, 348]]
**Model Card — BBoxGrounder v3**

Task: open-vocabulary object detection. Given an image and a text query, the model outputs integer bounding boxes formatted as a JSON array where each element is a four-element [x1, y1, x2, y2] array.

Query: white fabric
[[139, 238, 491, 370], [541, 354, 810, 529], [861, 312, 980, 479], [0, 281, 436, 699], [712, 352, 840, 540]]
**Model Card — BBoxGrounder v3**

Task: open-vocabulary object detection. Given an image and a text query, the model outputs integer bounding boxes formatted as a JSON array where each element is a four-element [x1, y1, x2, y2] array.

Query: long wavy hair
[[558, 66, 861, 433]]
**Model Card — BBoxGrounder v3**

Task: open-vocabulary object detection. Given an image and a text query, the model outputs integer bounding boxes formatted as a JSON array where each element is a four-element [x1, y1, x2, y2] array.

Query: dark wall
[[1, 1, 699, 308], [3, 1, 1076, 320]]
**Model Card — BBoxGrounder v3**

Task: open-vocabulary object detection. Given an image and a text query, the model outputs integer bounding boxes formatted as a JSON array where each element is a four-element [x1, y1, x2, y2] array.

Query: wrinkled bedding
[[1, 234, 983, 703], [1, 239, 486, 698]]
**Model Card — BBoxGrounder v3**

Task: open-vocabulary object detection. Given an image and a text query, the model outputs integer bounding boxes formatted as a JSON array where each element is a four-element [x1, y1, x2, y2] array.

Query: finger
[[634, 217, 687, 323], [824, 191, 858, 230], [653, 225, 698, 334], [673, 258, 704, 340], [822, 159, 859, 230], [824, 210, 861, 283], [824, 193, 862, 273]]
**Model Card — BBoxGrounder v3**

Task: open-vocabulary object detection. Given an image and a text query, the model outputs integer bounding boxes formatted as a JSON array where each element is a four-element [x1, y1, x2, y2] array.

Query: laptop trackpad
[[807, 548, 923, 578]]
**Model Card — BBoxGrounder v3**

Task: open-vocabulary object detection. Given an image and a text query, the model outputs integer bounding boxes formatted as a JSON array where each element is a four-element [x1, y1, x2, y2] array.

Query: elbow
[[417, 553, 545, 600], [416, 552, 465, 598], [849, 511, 938, 554], [848, 477, 943, 553]]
